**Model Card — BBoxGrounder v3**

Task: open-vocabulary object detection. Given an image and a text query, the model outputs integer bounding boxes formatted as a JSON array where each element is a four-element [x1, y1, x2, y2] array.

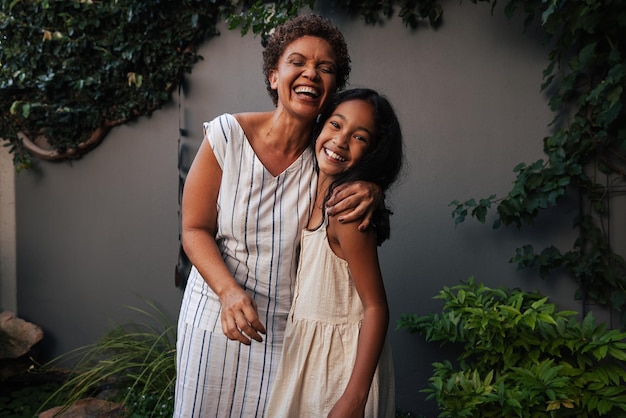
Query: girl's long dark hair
[[312, 88, 404, 244]]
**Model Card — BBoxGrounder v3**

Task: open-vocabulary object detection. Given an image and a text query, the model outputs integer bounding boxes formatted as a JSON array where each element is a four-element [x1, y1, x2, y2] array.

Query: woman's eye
[[319, 65, 335, 74]]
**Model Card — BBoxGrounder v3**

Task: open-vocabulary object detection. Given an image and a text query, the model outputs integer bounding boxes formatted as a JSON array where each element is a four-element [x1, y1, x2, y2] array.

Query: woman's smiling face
[[315, 99, 376, 178], [269, 36, 338, 120]]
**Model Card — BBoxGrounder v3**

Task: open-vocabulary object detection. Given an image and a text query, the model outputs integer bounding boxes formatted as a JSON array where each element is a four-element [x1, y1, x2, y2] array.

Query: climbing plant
[[450, 0, 626, 325], [0, 0, 234, 170], [226, 0, 443, 42]]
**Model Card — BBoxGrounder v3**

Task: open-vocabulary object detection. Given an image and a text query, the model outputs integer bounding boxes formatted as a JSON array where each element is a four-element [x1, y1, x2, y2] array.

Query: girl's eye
[[354, 135, 368, 143], [329, 121, 340, 129]]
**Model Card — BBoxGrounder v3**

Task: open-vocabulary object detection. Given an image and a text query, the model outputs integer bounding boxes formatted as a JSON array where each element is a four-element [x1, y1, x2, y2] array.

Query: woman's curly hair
[[262, 14, 351, 106]]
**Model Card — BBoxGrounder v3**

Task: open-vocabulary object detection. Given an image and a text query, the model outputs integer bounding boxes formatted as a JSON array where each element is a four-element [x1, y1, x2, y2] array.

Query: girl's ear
[[269, 69, 278, 90]]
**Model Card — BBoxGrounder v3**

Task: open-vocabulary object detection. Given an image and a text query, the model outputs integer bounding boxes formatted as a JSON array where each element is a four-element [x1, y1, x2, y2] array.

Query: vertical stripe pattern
[[174, 114, 316, 417]]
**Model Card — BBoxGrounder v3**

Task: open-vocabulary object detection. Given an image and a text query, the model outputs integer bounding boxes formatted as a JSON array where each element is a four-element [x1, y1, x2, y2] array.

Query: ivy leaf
[[578, 42, 597, 68], [21, 103, 31, 118], [607, 85, 623, 108], [541, 0, 558, 24], [472, 205, 487, 223], [9, 101, 21, 115]]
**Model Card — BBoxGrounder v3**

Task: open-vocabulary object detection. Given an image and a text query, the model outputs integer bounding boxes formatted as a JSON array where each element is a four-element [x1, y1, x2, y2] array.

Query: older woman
[[174, 14, 380, 417]]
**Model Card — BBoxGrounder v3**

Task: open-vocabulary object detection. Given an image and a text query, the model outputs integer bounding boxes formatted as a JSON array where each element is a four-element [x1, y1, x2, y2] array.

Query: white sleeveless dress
[[265, 215, 395, 417], [174, 113, 316, 417]]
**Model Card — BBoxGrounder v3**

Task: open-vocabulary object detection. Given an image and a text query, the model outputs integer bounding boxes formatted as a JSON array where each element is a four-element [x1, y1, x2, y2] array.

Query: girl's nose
[[333, 134, 349, 149]]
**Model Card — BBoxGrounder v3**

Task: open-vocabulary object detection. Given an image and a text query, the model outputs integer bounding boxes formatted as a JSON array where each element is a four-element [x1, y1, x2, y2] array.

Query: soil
[[0, 356, 69, 417]]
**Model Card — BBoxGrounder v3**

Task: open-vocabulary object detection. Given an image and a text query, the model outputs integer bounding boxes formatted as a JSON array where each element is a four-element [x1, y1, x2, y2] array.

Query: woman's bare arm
[[182, 139, 265, 345]]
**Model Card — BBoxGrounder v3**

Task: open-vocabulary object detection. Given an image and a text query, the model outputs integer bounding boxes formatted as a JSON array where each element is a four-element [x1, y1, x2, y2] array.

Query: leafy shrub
[[398, 278, 626, 417]]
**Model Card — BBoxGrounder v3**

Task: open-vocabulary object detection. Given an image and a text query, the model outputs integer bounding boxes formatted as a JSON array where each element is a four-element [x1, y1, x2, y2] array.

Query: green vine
[[450, 0, 626, 325], [226, 0, 443, 40], [0, 0, 234, 170]]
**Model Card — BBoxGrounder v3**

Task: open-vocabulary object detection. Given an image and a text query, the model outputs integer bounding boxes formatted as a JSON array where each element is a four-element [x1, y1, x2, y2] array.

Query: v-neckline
[[235, 117, 312, 178]]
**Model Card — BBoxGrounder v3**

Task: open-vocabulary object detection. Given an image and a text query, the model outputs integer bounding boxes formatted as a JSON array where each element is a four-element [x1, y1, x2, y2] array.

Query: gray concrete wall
[[1, 147, 17, 313], [14, 2, 612, 415]]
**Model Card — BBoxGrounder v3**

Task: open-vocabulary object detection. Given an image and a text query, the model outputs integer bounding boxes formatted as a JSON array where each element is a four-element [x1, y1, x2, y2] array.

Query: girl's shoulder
[[327, 212, 377, 260]]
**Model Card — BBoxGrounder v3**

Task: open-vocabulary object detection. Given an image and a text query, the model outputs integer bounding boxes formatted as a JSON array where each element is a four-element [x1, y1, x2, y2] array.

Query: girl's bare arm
[[326, 217, 389, 418]]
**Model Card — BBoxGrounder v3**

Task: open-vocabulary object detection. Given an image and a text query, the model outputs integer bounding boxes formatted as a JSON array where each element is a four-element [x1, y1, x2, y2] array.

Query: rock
[[0, 311, 43, 359], [38, 398, 124, 418]]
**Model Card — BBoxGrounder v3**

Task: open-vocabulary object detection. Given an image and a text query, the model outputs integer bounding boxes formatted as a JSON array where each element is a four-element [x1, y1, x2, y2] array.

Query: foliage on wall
[[226, 0, 443, 42], [0, 0, 233, 170], [450, 0, 626, 325]]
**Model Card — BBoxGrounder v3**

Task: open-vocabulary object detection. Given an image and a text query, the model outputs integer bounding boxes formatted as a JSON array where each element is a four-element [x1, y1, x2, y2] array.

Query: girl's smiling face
[[315, 99, 376, 178]]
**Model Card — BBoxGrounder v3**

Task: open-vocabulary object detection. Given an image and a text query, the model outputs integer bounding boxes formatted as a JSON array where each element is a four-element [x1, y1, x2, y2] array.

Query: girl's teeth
[[325, 148, 345, 161]]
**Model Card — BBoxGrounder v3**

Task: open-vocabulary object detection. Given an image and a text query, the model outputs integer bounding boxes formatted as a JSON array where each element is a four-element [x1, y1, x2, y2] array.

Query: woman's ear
[[269, 69, 278, 90]]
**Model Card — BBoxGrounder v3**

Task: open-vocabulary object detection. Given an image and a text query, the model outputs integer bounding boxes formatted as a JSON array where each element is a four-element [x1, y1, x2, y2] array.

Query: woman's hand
[[219, 285, 266, 345], [325, 181, 383, 231]]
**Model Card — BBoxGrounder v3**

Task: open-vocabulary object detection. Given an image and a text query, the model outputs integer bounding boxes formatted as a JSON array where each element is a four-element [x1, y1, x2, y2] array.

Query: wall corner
[[0, 147, 17, 313]]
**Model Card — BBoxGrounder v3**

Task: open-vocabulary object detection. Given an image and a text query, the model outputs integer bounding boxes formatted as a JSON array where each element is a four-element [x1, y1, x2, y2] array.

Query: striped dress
[[174, 114, 316, 417]]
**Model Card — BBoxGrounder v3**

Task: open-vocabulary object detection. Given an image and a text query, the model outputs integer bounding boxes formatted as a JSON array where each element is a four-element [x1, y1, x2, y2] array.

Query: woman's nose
[[302, 65, 319, 80]]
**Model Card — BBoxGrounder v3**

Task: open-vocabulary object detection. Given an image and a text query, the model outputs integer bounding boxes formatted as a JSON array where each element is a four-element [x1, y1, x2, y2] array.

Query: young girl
[[266, 88, 404, 418]]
